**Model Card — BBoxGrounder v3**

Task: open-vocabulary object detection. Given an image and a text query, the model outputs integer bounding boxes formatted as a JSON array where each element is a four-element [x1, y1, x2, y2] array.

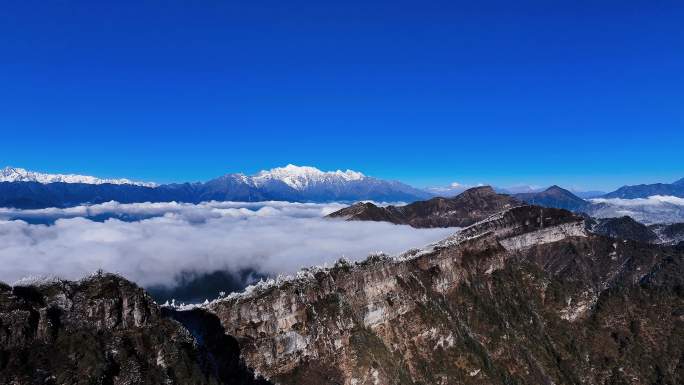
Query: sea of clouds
[[0, 201, 456, 288], [589, 195, 684, 224]]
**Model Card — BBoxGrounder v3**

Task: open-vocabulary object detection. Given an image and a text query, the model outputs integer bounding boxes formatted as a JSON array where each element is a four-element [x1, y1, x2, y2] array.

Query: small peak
[[546, 185, 567, 192], [460, 185, 496, 196]]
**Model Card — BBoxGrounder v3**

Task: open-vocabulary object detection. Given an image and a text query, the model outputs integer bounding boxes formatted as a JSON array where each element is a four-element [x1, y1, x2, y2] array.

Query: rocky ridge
[[327, 186, 522, 228], [208, 205, 684, 384]]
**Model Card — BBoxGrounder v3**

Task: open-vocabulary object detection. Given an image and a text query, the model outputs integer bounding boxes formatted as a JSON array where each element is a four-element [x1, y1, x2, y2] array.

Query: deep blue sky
[[1, 0, 682, 190]]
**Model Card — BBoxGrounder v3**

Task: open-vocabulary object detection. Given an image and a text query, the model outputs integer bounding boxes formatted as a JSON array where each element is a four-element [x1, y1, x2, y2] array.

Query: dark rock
[[591, 216, 659, 243], [0, 272, 271, 385], [328, 186, 522, 228]]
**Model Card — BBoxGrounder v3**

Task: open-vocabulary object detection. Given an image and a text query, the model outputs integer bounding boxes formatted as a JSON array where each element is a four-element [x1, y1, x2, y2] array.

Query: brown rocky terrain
[[327, 186, 522, 228], [210, 205, 684, 385]]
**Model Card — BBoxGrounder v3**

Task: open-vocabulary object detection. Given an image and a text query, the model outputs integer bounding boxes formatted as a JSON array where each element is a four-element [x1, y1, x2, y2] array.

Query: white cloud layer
[[0, 201, 455, 287], [589, 195, 684, 224]]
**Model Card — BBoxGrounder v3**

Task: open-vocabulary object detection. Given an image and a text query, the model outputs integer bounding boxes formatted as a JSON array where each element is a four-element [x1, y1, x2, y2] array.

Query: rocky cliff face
[[327, 186, 522, 228], [0, 272, 270, 385], [210, 205, 684, 385]]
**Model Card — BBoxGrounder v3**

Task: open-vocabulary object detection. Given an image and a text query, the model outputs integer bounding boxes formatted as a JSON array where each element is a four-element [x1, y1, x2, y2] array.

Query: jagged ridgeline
[[2, 204, 682, 384]]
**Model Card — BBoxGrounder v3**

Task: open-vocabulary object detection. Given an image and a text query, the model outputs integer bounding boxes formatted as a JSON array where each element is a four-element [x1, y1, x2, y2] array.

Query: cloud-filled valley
[[0, 201, 455, 293], [589, 195, 684, 224]]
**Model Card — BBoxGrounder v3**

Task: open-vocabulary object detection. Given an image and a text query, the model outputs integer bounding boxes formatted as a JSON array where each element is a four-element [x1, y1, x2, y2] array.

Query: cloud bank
[[589, 195, 684, 224], [0, 201, 455, 289]]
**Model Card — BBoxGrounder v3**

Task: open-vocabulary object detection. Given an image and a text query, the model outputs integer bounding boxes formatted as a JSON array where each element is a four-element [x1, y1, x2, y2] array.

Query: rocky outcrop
[[0, 272, 270, 385], [210, 205, 684, 385], [327, 186, 522, 228]]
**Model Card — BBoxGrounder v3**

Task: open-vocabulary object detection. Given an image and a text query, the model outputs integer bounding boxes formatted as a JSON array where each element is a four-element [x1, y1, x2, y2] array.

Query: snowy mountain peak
[[0, 167, 157, 187], [252, 164, 366, 190]]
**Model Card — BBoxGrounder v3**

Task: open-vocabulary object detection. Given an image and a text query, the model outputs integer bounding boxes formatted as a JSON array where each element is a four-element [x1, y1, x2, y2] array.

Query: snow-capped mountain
[[0, 165, 431, 209], [0, 167, 157, 187], [197, 165, 431, 203], [250, 164, 365, 190]]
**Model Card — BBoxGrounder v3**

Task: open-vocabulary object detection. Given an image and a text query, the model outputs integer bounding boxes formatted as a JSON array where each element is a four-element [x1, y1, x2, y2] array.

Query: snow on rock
[[252, 164, 365, 190], [0, 166, 156, 187], [500, 221, 587, 251]]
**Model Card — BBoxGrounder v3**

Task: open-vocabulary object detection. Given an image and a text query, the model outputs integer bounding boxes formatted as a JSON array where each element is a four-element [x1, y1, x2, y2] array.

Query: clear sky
[[1, 0, 682, 191]]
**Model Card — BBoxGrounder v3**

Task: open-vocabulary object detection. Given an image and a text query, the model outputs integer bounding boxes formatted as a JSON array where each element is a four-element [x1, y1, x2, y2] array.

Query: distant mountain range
[[331, 184, 684, 226], [1, 165, 683, 214], [602, 177, 684, 198], [0, 166, 157, 187], [0, 165, 431, 209]]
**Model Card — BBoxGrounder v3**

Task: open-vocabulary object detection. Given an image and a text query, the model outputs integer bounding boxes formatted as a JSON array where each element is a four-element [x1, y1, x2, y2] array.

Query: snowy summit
[[0, 167, 157, 187], [251, 164, 365, 190]]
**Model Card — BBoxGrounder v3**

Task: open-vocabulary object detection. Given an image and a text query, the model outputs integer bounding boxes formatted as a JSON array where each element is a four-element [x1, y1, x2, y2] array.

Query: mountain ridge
[[0, 166, 157, 187], [207, 205, 684, 384], [328, 186, 522, 228], [0, 165, 431, 208], [602, 178, 684, 199]]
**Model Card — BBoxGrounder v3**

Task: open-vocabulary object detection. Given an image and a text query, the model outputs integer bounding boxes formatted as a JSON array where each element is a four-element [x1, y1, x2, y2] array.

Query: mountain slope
[[650, 222, 684, 245], [514, 185, 590, 212], [589, 216, 659, 243], [328, 186, 521, 227], [208, 205, 684, 385]]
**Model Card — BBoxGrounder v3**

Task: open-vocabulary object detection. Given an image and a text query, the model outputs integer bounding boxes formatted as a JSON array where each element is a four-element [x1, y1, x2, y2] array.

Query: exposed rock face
[[590, 216, 659, 244], [210, 206, 684, 385], [514, 185, 590, 212], [0, 273, 270, 385], [327, 186, 522, 228]]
